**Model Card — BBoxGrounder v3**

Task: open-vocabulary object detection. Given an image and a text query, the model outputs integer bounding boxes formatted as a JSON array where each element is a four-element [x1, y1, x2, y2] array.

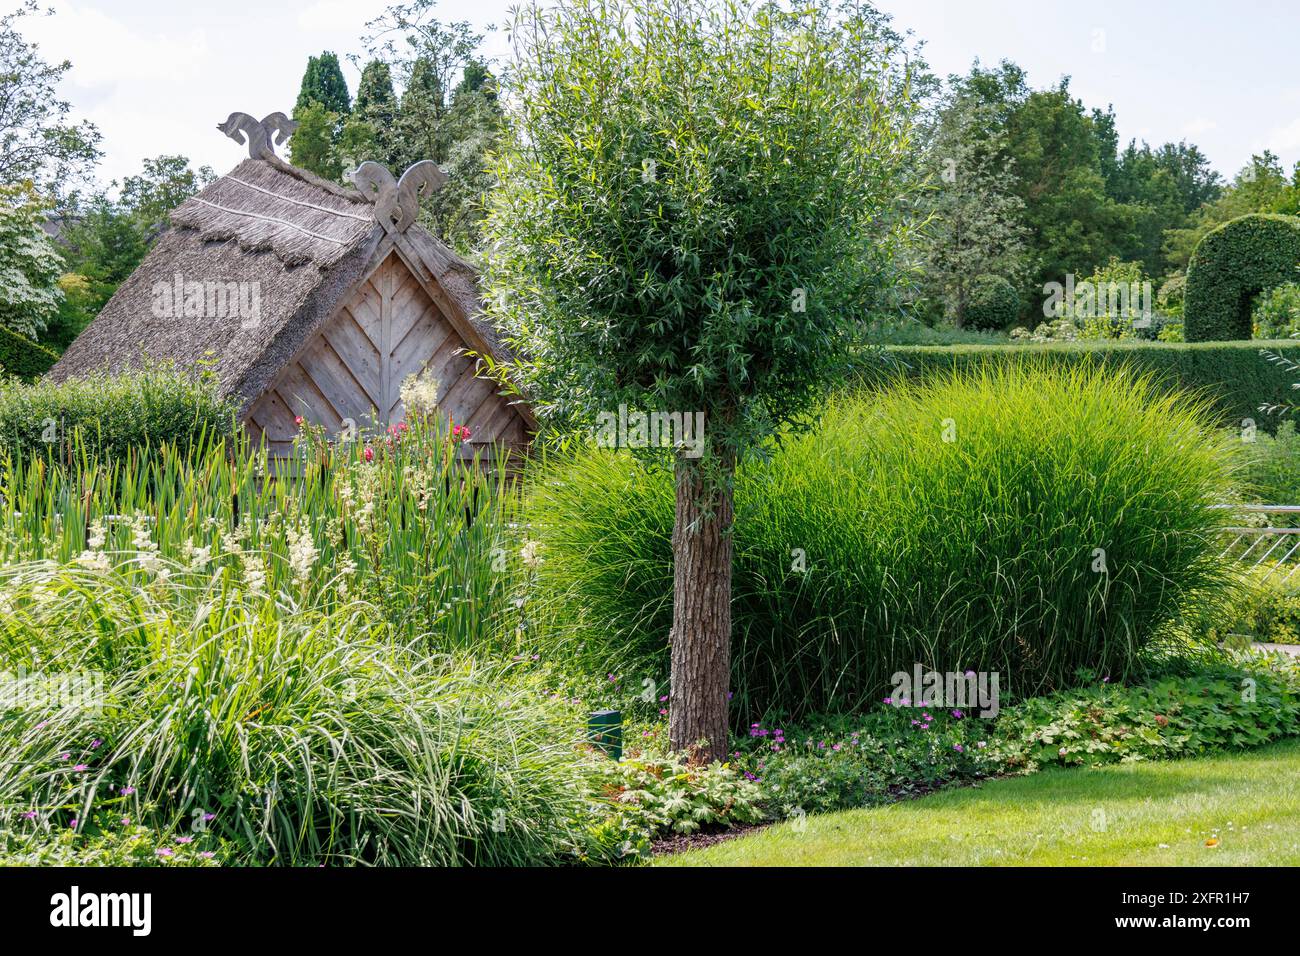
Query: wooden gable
[[243, 250, 530, 461]]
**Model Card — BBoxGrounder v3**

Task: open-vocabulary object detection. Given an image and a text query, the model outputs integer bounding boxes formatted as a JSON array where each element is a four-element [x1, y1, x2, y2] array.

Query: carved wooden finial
[[351, 160, 448, 234], [217, 112, 298, 159]]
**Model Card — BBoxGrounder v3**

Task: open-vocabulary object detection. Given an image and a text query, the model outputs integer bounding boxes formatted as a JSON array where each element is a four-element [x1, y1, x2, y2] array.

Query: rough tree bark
[[667, 450, 735, 762]]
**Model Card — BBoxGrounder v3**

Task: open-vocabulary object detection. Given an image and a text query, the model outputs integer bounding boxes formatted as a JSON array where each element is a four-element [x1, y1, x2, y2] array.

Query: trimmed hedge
[[966, 274, 1020, 331], [1184, 213, 1300, 341], [0, 326, 59, 380], [862, 339, 1300, 433]]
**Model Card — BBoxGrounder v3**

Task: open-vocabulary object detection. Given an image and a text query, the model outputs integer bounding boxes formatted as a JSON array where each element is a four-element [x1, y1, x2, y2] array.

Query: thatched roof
[[47, 154, 508, 413]]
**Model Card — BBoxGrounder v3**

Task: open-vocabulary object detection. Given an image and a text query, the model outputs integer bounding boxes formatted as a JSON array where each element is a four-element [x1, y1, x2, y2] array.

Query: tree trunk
[[667, 451, 735, 762]]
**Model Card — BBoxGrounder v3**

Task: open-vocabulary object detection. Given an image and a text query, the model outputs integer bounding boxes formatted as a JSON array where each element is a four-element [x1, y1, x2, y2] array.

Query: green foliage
[[1210, 565, 1300, 645], [993, 656, 1300, 768], [485, 0, 920, 451], [965, 274, 1020, 330], [1, 822, 226, 866], [0, 181, 65, 338], [1239, 419, 1300, 504], [289, 102, 343, 181], [1253, 281, 1300, 339], [1184, 213, 1300, 341], [738, 710, 1003, 816], [584, 749, 764, 860], [54, 155, 214, 350], [0, 366, 237, 461], [0, 420, 599, 865], [0, 2, 101, 195], [295, 51, 351, 117], [525, 366, 1240, 719], [871, 339, 1300, 434], [0, 324, 57, 379]]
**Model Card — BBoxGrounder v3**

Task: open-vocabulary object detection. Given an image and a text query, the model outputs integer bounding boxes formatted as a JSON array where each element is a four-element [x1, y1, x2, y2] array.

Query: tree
[[485, 0, 920, 759], [0, 181, 64, 337], [295, 51, 352, 117], [0, 2, 101, 196], [289, 102, 343, 181], [1165, 152, 1293, 271], [356, 2, 501, 249], [922, 90, 1030, 326]]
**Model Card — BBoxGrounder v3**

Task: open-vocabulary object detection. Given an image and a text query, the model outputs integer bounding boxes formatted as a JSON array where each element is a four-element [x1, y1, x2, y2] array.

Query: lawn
[[659, 738, 1300, 866]]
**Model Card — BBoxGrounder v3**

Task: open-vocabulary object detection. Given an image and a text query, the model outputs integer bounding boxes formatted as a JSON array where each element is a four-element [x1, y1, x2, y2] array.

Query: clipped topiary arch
[[1184, 213, 1300, 341]]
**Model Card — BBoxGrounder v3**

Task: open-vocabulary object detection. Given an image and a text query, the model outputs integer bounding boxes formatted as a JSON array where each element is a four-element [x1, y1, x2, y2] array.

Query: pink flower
[[363, 446, 374, 462], [176, 836, 194, 844], [156, 848, 173, 858], [72, 764, 88, 771], [21, 811, 36, 820], [294, 415, 304, 427]]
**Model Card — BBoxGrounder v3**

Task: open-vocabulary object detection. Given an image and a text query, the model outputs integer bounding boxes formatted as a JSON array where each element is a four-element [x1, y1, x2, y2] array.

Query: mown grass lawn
[[659, 738, 1300, 866]]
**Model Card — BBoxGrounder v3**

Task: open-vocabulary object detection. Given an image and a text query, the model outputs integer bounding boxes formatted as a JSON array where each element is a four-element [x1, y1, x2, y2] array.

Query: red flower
[[294, 416, 304, 427], [363, 446, 374, 462]]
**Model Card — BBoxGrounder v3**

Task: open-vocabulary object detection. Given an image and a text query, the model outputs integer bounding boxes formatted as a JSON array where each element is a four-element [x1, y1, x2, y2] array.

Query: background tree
[[51, 156, 213, 351], [485, 0, 920, 758], [0, 2, 101, 197], [289, 102, 343, 180], [354, 2, 502, 250]]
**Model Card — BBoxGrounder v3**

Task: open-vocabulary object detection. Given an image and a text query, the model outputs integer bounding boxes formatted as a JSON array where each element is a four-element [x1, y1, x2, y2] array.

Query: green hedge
[[0, 326, 59, 380], [0, 366, 238, 462], [1184, 213, 1300, 341], [863, 339, 1300, 432]]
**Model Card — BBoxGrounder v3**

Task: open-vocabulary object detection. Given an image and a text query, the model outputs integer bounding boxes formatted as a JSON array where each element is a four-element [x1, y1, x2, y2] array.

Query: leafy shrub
[[0, 326, 58, 380], [1209, 565, 1300, 645], [737, 709, 1004, 815], [1184, 213, 1300, 341], [583, 749, 764, 861], [965, 274, 1019, 330], [1253, 281, 1300, 339], [526, 365, 1240, 721], [0, 365, 237, 461], [868, 339, 1300, 434], [993, 655, 1300, 768], [0, 562, 595, 866]]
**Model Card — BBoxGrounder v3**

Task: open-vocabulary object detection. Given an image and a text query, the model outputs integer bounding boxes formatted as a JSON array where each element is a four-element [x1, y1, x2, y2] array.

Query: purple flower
[[57, 752, 70, 761], [176, 836, 193, 844], [951, 709, 964, 719], [202, 813, 215, 822], [72, 764, 88, 772], [21, 811, 36, 820], [120, 786, 136, 795], [953, 744, 964, 753], [69, 818, 77, 829], [156, 848, 174, 858], [90, 739, 102, 749], [199, 851, 215, 859]]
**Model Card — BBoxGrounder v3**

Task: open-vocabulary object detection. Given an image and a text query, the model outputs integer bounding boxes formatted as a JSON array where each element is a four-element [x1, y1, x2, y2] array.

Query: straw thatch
[[47, 154, 516, 420]]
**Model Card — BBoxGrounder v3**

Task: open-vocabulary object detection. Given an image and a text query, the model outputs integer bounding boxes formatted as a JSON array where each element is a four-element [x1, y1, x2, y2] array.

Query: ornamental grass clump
[[525, 365, 1243, 721]]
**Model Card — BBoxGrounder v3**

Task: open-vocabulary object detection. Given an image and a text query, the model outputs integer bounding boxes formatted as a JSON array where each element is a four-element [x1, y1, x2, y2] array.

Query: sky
[[21, 0, 1300, 189]]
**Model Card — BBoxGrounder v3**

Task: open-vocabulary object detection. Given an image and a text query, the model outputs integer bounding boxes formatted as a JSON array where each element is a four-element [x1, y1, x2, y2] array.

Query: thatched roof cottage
[[48, 113, 535, 463]]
